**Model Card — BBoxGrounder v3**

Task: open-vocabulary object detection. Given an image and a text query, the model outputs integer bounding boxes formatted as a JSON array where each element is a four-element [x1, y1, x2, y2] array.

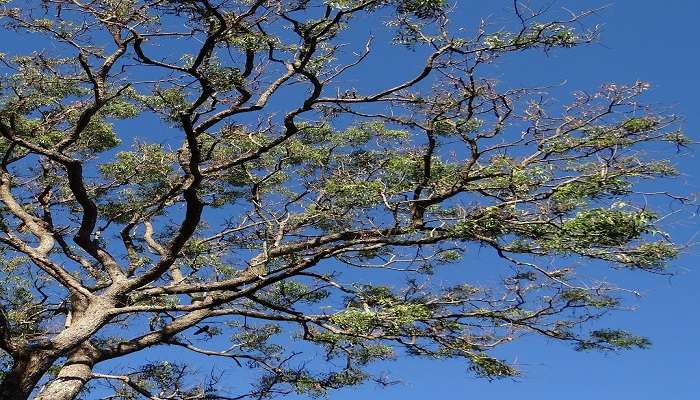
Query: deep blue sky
[[326, 1, 700, 399], [1, 1, 699, 399]]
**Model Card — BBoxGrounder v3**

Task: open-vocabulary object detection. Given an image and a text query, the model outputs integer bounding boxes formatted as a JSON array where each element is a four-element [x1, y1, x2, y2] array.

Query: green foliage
[[326, 0, 446, 18], [354, 344, 395, 365], [561, 289, 619, 308], [0, 2, 688, 399], [468, 354, 520, 379], [621, 117, 658, 133], [485, 24, 579, 50], [0, 273, 43, 343], [284, 368, 368, 398], [433, 118, 483, 136], [76, 118, 122, 152], [99, 98, 141, 120], [233, 324, 283, 355], [204, 63, 243, 92], [548, 208, 656, 249], [100, 144, 176, 187], [577, 330, 651, 351], [323, 178, 384, 207], [602, 241, 680, 270], [134, 87, 188, 122], [131, 362, 188, 395], [394, 0, 446, 18], [329, 309, 377, 334], [263, 280, 330, 306], [225, 31, 279, 51], [451, 208, 512, 239], [552, 176, 631, 212], [329, 292, 432, 338]]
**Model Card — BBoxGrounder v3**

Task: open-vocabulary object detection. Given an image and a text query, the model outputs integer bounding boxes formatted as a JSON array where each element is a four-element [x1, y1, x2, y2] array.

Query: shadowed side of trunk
[[0, 351, 56, 400]]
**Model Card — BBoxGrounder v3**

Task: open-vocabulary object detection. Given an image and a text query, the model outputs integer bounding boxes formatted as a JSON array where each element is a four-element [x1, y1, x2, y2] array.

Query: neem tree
[[0, 1, 691, 399]]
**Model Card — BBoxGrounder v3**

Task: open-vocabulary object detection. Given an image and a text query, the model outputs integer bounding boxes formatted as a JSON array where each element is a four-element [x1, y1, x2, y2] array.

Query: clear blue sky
[[325, 2, 700, 399], [2, 1, 699, 399]]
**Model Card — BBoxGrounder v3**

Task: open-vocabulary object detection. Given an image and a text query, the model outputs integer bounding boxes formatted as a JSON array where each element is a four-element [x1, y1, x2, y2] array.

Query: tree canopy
[[0, 1, 691, 399]]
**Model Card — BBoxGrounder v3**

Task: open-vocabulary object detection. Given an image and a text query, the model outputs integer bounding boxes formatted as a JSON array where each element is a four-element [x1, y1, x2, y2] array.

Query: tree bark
[[0, 295, 107, 400], [33, 344, 98, 400], [0, 351, 56, 400]]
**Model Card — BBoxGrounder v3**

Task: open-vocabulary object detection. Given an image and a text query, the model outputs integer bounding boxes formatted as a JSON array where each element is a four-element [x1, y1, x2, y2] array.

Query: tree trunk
[[0, 351, 56, 400], [0, 295, 107, 400], [33, 344, 99, 400]]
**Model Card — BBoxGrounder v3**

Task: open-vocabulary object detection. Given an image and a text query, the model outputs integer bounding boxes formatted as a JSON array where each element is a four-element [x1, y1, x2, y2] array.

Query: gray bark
[[0, 351, 56, 400], [34, 344, 98, 400]]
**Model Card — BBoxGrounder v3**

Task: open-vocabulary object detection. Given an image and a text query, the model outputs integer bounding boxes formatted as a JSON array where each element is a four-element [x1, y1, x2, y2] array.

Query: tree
[[0, 0, 690, 399]]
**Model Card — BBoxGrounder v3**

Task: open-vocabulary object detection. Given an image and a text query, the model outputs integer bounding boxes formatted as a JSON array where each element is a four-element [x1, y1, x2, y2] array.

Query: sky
[[1, 1, 699, 399], [324, 1, 700, 399]]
